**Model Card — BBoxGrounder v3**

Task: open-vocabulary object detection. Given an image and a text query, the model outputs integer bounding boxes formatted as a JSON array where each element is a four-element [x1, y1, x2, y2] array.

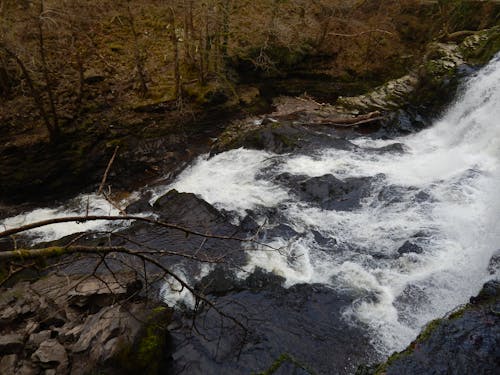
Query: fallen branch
[[445, 30, 476, 42], [314, 111, 384, 127], [0, 244, 248, 333], [0, 215, 263, 246], [98, 145, 119, 195], [328, 29, 394, 38], [324, 116, 385, 128]]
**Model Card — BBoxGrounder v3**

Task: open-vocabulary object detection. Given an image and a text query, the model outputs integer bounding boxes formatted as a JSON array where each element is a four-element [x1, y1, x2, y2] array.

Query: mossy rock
[[460, 26, 500, 65], [111, 306, 172, 375], [184, 82, 230, 107], [357, 280, 500, 375]]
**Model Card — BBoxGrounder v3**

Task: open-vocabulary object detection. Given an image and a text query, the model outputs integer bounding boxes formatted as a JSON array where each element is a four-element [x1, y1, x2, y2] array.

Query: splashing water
[[167, 55, 500, 353], [0, 193, 126, 243], [1, 55, 499, 356]]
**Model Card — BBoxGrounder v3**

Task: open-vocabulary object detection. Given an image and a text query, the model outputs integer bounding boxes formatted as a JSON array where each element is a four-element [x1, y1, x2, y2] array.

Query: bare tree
[[126, 0, 148, 97]]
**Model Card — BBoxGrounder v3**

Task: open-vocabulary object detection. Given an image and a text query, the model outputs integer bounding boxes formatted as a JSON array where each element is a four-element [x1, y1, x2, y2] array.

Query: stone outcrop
[[337, 26, 500, 113], [357, 279, 500, 375], [0, 274, 156, 375]]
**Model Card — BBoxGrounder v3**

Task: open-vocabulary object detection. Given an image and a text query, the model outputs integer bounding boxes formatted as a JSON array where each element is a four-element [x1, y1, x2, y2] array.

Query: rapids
[[154, 53, 500, 353], [1, 54, 499, 363]]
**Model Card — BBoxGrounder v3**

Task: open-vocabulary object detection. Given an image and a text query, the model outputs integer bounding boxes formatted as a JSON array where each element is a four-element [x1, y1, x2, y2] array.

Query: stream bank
[[1, 23, 500, 375]]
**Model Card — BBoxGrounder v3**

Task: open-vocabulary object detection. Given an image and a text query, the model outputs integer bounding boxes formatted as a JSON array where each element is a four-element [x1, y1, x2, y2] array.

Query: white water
[[163, 55, 500, 353], [0, 193, 127, 243], [2, 55, 499, 355]]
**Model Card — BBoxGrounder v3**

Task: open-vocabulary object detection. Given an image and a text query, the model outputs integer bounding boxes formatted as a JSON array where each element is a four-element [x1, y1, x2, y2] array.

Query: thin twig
[[98, 145, 119, 195]]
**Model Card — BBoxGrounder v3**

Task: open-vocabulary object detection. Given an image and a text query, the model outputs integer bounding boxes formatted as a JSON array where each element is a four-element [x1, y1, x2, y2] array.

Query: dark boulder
[[277, 173, 375, 211], [397, 241, 424, 256], [487, 250, 500, 275], [239, 214, 260, 233], [125, 192, 153, 214], [168, 278, 374, 375], [153, 189, 224, 227], [358, 279, 500, 375]]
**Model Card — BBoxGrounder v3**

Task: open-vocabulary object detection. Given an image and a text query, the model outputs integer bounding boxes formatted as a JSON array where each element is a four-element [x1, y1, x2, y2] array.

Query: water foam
[[167, 54, 500, 352], [0, 194, 123, 243], [1, 54, 498, 355], [152, 149, 289, 217]]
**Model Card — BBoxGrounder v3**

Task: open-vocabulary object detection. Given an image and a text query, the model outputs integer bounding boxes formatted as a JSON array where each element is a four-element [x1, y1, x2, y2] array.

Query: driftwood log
[[317, 111, 384, 127]]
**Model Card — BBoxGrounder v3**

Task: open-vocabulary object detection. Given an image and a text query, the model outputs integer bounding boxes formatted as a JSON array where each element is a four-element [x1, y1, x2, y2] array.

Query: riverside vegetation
[[1, 0, 498, 203], [1, 1, 500, 374]]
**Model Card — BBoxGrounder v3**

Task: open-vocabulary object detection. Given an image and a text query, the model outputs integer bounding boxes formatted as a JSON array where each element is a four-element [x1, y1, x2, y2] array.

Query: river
[[2, 53, 499, 373]]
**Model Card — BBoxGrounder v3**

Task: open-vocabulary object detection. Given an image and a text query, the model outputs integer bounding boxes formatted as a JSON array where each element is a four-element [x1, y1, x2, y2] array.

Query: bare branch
[[0, 215, 261, 246]]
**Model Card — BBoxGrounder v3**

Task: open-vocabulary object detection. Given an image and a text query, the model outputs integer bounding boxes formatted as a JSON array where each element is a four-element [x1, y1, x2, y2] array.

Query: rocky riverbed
[[1, 26, 500, 375]]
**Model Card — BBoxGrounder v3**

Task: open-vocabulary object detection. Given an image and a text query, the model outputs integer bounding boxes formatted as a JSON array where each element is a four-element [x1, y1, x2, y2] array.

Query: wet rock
[[125, 192, 153, 214], [414, 190, 432, 203], [239, 214, 260, 233], [299, 174, 346, 200], [32, 340, 68, 373], [487, 250, 500, 275], [312, 230, 336, 246], [168, 280, 373, 375], [397, 241, 424, 256], [241, 123, 302, 153], [282, 173, 374, 211], [264, 223, 299, 239], [370, 143, 407, 154], [197, 267, 239, 296], [377, 184, 408, 205], [240, 267, 286, 291], [153, 189, 224, 226], [212, 122, 302, 154], [360, 280, 500, 375], [471, 279, 500, 303], [0, 334, 24, 355]]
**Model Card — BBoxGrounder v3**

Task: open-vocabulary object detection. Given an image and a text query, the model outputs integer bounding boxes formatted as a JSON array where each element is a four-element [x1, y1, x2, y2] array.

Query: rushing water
[[155, 54, 500, 353], [2, 55, 499, 359]]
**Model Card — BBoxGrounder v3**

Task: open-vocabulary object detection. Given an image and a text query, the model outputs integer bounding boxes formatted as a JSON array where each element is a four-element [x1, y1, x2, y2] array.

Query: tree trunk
[[168, 7, 181, 102], [38, 0, 60, 140], [126, 0, 148, 97]]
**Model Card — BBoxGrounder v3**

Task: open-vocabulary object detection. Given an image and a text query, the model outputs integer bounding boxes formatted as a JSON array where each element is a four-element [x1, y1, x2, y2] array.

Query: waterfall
[[166, 54, 500, 353], [2, 54, 499, 356]]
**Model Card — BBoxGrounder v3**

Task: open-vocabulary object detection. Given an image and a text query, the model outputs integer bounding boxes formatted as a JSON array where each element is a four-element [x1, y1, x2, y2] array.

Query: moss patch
[[112, 305, 172, 375], [255, 353, 316, 375], [460, 26, 500, 65]]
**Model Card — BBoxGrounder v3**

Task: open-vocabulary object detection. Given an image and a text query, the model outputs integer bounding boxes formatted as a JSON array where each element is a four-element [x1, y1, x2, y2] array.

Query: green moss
[[255, 353, 315, 375], [107, 42, 125, 53], [274, 132, 298, 149], [415, 318, 443, 342], [447, 306, 467, 320], [460, 27, 500, 65], [105, 138, 124, 148], [111, 306, 172, 375], [364, 318, 444, 375]]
